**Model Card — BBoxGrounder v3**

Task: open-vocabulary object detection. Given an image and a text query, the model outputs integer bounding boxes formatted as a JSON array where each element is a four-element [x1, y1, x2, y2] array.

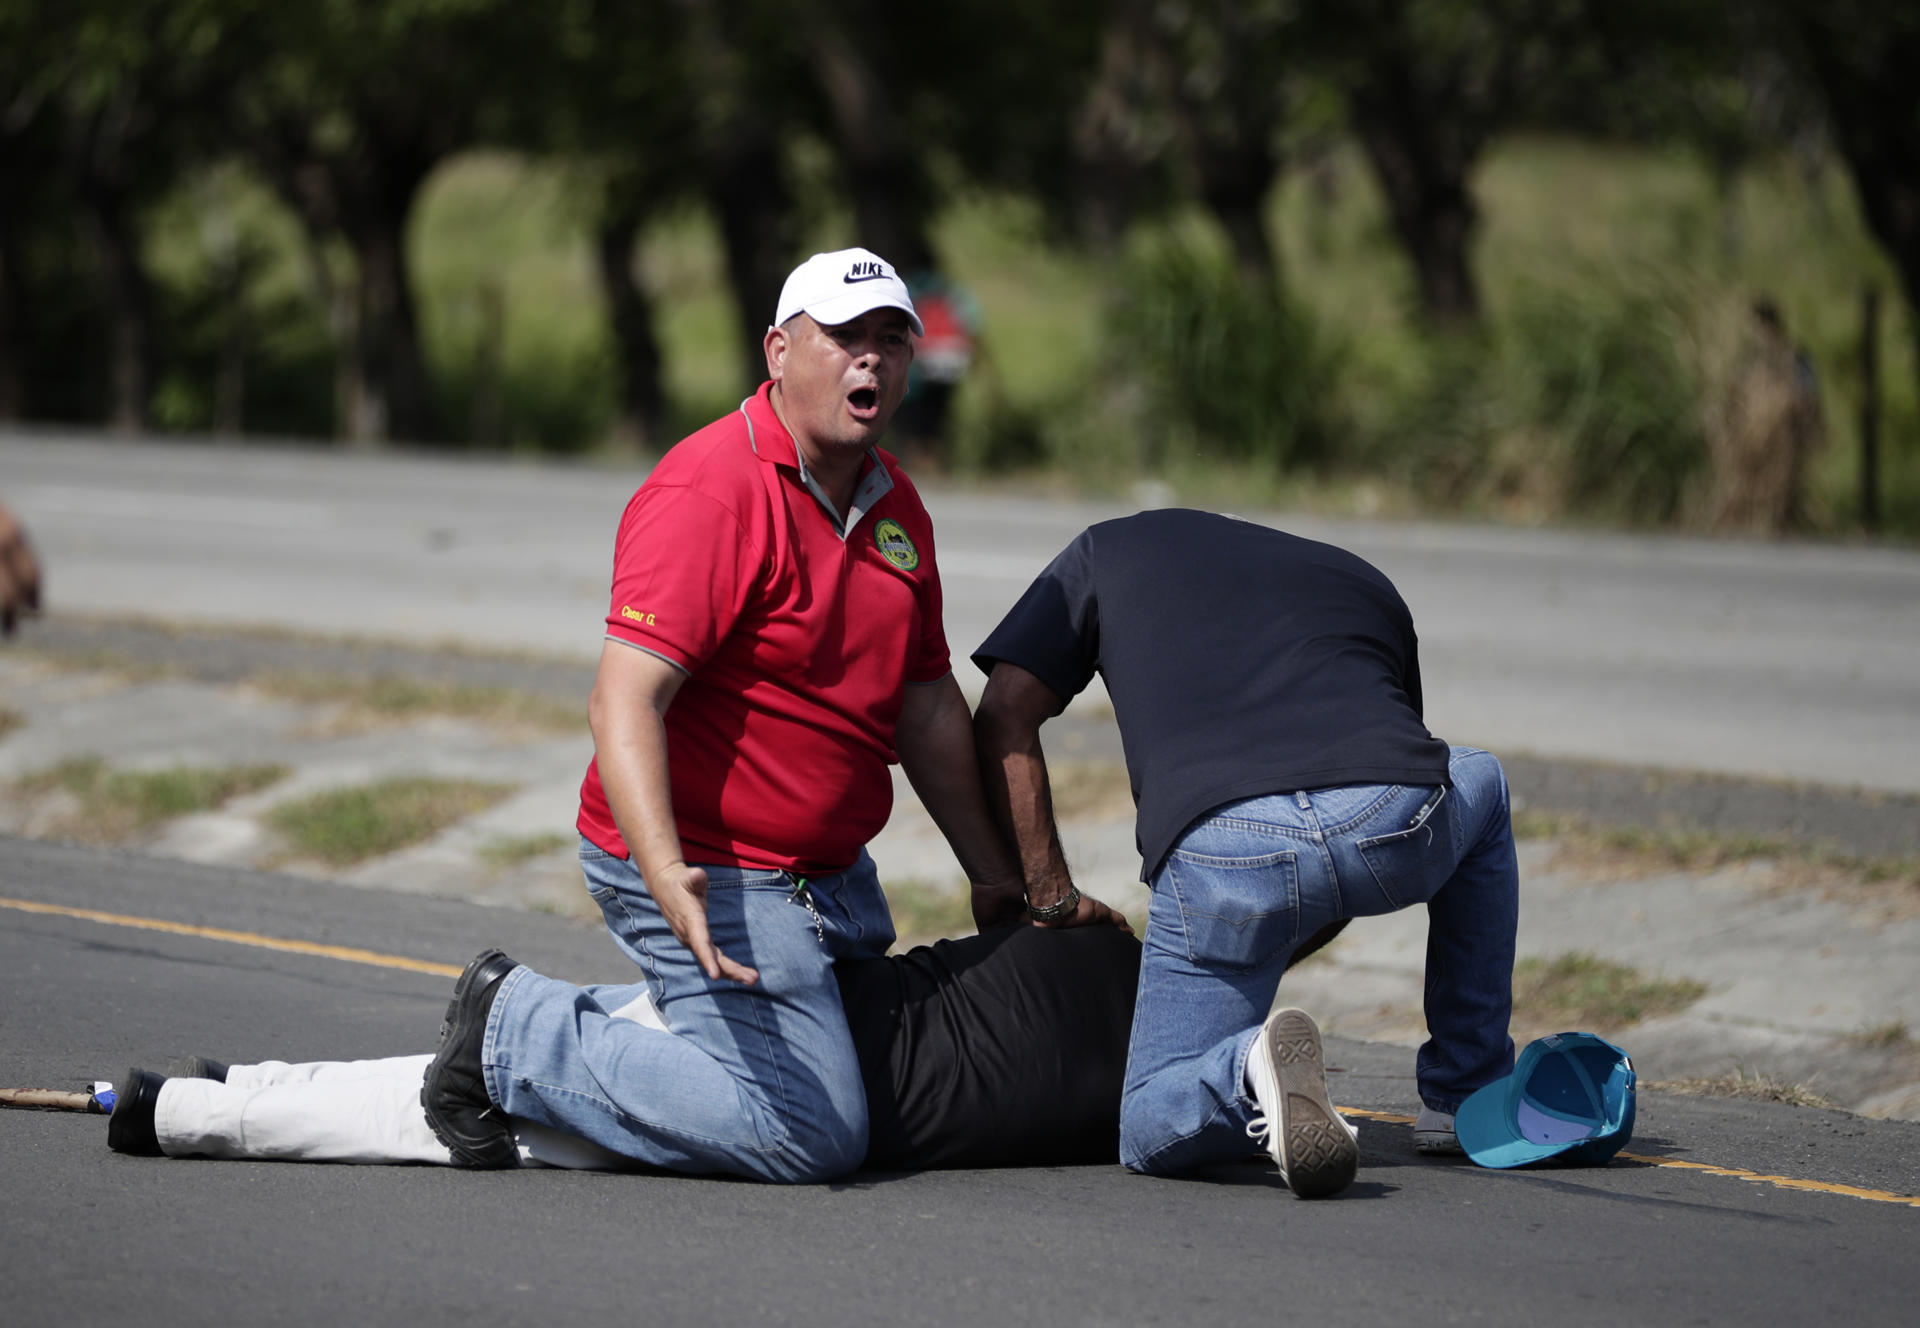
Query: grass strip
[[254, 672, 583, 734], [476, 830, 574, 870], [1646, 1071, 1835, 1110], [267, 776, 516, 866], [13, 756, 289, 842], [1514, 809, 1920, 897], [1512, 951, 1708, 1034]]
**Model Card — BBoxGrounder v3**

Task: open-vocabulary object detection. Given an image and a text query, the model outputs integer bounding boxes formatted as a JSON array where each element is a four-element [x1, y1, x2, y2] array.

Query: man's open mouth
[[848, 386, 880, 418]]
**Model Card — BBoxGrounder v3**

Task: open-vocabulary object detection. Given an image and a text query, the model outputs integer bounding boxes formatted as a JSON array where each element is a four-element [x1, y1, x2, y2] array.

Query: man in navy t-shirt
[[973, 509, 1520, 1199]]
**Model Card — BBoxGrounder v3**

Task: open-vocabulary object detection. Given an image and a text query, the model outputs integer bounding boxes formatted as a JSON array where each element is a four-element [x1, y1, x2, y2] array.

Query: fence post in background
[[1858, 285, 1880, 534]]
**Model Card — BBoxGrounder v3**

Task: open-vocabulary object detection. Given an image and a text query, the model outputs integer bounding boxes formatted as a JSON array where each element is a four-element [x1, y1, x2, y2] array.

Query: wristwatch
[[1025, 884, 1081, 923]]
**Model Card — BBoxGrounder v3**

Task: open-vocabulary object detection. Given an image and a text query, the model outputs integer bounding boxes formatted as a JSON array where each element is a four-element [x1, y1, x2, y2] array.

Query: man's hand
[[1031, 888, 1133, 936], [646, 861, 760, 986], [970, 880, 1028, 931], [0, 503, 42, 635]]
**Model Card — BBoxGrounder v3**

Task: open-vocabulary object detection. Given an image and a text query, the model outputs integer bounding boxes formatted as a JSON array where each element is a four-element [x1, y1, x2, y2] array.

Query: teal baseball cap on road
[[1455, 1031, 1636, 1169]]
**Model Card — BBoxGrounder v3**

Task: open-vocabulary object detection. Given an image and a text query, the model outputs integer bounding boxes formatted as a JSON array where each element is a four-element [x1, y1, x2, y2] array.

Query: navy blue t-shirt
[[973, 509, 1451, 879]]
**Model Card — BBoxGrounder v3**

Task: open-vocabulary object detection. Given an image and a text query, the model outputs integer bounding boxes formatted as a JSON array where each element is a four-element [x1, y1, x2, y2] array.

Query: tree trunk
[[1351, 77, 1482, 330], [1204, 176, 1282, 298], [351, 204, 438, 446], [805, 24, 935, 275], [708, 132, 801, 393], [80, 184, 155, 433], [68, 85, 157, 433], [593, 202, 666, 452], [289, 216, 363, 444], [1072, 7, 1158, 256], [0, 190, 25, 421], [1770, 3, 1920, 421], [251, 136, 441, 445]]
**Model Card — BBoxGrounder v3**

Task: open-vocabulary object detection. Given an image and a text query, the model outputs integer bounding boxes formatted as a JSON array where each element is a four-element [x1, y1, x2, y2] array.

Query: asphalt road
[[4, 835, 1917, 1327], [5, 430, 1919, 1324], [6, 429, 1918, 794]]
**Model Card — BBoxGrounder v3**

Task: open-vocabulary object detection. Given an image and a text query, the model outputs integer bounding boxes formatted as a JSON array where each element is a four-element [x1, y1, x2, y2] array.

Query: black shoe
[[421, 948, 520, 1169], [107, 1067, 167, 1157], [164, 1056, 229, 1083]]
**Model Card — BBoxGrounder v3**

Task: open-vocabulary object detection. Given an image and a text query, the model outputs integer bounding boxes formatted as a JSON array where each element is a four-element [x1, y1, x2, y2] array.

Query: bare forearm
[[898, 678, 1024, 892], [976, 713, 1077, 906], [587, 641, 690, 878], [592, 704, 686, 879]]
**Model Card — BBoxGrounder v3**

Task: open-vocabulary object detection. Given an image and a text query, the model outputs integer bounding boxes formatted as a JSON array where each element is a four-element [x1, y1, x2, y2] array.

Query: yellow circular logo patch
[[873, 518, 920, 571]]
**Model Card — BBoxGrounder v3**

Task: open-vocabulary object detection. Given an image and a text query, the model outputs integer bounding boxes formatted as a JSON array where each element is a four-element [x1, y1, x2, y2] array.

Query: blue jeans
[[1119, 747, 1518, 1174], [481, 843, 896, 1183]]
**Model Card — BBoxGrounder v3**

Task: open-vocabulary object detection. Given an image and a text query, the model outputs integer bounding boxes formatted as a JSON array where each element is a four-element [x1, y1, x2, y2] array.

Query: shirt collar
[[738, 382, 895, 540]]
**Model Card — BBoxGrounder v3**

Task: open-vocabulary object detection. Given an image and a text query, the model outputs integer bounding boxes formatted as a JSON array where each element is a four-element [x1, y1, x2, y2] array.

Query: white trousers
[[152, 991, 668, 1170]]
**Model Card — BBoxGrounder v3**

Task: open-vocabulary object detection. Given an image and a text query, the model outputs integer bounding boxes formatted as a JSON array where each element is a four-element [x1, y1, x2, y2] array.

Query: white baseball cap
[[773, 247, 924, 336]]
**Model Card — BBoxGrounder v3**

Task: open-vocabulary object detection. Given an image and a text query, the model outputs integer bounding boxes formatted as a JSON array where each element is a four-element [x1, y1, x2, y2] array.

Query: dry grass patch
[[0, 706, 24, 741], [254, 672, 583, 736], [1845, 1020, 1912, 1050], [1647, 1070, 1836, 1110], [11, 642, 176, 683], [1514, 810, 1920, 920], [1511, 951, 1707, 1040], [883, 877, 977, 946], [476, 830, 574, 870], [1047, 760, 1135, 821], [11, 756, 289, 842], [266, 776, 516, 866]]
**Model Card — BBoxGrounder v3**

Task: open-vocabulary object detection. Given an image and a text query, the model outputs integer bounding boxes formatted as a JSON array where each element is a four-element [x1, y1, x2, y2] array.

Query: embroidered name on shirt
[[620, 605, 657, 625], [873, 519, 919, 571]]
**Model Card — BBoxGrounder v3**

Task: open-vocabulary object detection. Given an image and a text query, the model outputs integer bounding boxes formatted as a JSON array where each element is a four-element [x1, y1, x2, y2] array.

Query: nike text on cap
[[773, 247, 924, 337]]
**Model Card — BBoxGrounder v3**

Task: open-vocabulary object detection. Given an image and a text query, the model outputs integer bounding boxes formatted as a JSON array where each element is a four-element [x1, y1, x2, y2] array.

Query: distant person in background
[[1705, 296, 1826, 536], [889, 271, 979, 467], [0, 501, 42, 635]]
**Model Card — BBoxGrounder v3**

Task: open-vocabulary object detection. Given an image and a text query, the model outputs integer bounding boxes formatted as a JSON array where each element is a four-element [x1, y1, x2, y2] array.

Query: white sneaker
[[1245, 1007, 1359, 1199], [1413, 1107, 1463, 1155]]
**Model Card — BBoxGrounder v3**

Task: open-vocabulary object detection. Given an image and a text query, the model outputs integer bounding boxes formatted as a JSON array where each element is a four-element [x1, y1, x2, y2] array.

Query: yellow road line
[[0, 896, 462, 978], [1611, 1153, 1920, 1208], [1335, 1102, 1920, 1208], [6, 893, 1919, 1207]]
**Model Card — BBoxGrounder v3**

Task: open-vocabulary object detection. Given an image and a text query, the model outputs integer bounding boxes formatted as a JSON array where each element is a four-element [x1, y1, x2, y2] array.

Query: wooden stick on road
[[0, 1087, 100, 1112]]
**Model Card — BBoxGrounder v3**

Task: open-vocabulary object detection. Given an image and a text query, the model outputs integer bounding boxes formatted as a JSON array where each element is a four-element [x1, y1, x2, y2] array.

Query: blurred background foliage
[[2, 0, 1917, 536]]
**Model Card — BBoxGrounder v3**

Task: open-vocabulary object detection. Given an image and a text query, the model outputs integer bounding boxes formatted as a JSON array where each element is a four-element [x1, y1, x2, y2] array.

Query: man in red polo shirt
[[413, 248, 1118, 1181]]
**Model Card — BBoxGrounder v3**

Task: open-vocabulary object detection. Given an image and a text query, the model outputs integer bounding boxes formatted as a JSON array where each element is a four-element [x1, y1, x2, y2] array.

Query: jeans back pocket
[[1161, 847, 1299, 971], [1352, 786, 1451, 911]]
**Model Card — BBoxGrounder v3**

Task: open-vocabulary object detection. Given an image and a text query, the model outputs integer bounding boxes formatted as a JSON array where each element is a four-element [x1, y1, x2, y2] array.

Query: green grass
[[266, 776, 516, 866], [476, 830, 573, 870], [13, 756, 289, 842], [1512, 951, 1708, 1035], [138, 134, 1920, 534]]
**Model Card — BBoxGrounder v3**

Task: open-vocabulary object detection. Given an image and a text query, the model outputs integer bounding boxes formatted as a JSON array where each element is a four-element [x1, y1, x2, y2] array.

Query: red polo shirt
[[577, 382, 950, 873]]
